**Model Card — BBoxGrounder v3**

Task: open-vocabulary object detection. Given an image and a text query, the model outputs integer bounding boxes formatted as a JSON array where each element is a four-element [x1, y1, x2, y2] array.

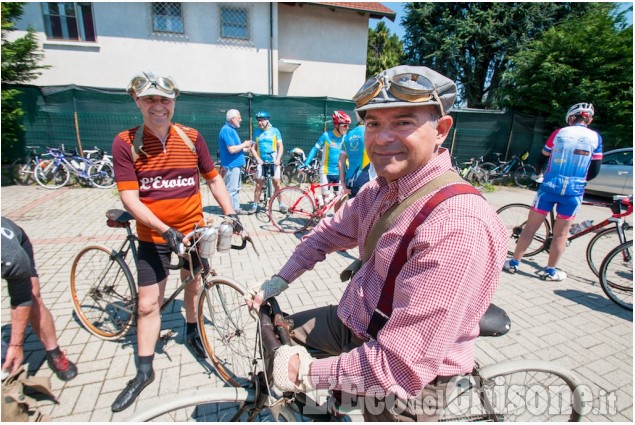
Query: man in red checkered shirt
[[247, 65, 508, 421]]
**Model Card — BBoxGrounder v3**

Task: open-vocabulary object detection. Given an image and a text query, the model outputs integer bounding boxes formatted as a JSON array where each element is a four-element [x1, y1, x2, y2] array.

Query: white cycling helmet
[[565, 103, 594, 123]]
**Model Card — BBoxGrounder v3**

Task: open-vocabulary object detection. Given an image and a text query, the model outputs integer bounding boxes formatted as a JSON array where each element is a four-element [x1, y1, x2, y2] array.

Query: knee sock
[[186, 322, 197, 337], [137, 354, 154, 379]]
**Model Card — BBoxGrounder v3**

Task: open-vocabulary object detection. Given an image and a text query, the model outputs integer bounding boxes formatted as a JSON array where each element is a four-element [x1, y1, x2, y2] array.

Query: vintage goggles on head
[[353, 72, 444, 115], [128, 72, 179, 97]]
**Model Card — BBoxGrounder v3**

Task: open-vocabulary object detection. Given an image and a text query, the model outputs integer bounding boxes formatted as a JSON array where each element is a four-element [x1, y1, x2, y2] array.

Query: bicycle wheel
[[87, 160, 116, 189], [497, 204, 550, 257], [34, 159, 70, 189], [586, 225, 633, 277], [269, 187, 316, 233], [441, 360, 584, 422], [11, 159, 36, 185], [467, 168, 488, 189], [126, 387, 298, 421], [197, 277, 258, 387], [599, 240, 633, 310], [479, 162, 497, 177], [513, 165, 535, 188], [70, 245, 136, 340]]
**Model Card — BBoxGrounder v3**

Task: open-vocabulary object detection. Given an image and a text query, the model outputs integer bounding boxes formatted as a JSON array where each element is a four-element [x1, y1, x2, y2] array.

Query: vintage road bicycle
[[70, 209, 259, 368], [497, 195, 633, 277], [126, 296, 585, 422]]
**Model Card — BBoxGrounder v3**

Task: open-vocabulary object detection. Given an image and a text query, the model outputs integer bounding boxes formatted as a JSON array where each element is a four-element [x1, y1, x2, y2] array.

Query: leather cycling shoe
[[111, 372, 155, 413], [187, 333, 207, 358]]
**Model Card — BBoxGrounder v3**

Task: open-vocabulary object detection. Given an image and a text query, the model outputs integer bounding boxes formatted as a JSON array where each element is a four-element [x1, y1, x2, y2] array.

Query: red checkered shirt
[[278, 150, 508, 399]]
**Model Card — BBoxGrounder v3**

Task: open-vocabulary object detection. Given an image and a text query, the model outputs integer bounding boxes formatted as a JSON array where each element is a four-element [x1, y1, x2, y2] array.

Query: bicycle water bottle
[[570, 219, 593, 235], [217, 220, 233, 253], [199, 226, 218, 259]]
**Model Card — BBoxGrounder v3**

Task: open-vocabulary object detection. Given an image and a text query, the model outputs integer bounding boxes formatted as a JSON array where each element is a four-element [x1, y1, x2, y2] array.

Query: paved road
[[1, 183, 632, 421]]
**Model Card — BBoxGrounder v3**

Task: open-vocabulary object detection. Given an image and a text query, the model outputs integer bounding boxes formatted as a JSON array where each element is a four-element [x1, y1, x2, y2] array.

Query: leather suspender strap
[[363, 170, 464, 263], [131, 125, 196, 162], [367, 183, 482, 340]]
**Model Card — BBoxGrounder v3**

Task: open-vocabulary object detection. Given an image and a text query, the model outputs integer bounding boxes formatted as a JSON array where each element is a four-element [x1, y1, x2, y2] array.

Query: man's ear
[[436, 115, 453, 143]]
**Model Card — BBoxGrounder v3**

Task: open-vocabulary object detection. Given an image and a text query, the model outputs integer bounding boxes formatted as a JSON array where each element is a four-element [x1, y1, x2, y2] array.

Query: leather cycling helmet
[[255, 111, 270, 120], [332, 110, 352, 125], [565, 103, 594, 123]]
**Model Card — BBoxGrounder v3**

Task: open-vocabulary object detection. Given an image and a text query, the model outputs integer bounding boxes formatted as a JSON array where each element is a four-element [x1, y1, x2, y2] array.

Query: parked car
[[584, 147, 633, 197]]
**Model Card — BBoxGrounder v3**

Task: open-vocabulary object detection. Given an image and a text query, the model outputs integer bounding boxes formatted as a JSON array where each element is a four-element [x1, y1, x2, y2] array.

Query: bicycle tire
[[197, 277, 258, 387], [125, 387, 298, 421], [269, 187, 316, 233], [497, 204, 550, 257], [513, 165, 535, 188], [441, 360, 584, 422], [87, 160, 116, 189], [479, 162, 498, 178], [34, 159, 70, 189], [70, 245, 136, 340], [586, 225, 633, 277], [599, 240, 633, 310], [11, 158, 36, 185]]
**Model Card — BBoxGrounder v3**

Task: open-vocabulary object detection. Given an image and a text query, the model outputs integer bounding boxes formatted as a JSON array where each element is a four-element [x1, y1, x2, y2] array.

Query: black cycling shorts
[[136, 241, 204, 287]]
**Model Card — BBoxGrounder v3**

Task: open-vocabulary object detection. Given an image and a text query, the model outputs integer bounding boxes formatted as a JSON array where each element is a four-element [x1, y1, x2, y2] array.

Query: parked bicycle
[[126, 297, 585, 421], [454, 156, 489, 189], [241, 154, 257, 185], [10, 145, 50, 185], [480, 152, 534, 188], [598, 240, 632, 310], [268, 182, 347, 233], [70, 210, 258, 352], [34, 145, 115, 189], [284, 148, 321, 186], [497, 195, 633, 277]]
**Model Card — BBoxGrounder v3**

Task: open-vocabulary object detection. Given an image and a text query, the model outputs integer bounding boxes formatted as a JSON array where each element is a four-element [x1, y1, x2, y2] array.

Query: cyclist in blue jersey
[[302, 111, 351, 206], [249, 111, 285, 213], [504, 103, 603, 281], [339, 121, 372, 197]]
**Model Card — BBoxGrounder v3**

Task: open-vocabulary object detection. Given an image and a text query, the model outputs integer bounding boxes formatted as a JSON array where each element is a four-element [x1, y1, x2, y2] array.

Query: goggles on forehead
[[353, 72, 444, 115], [129, 73, 179, 97]]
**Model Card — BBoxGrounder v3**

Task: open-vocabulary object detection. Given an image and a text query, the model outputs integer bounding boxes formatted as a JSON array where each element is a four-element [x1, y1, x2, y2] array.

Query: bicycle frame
[[304, 182, 346, 216], [557, 197, 632, 245]]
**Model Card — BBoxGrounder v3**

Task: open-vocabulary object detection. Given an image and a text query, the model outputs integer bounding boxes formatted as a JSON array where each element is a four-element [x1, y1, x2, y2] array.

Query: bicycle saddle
[[106, 209, 134, 224], [478, 303, 511, 337]]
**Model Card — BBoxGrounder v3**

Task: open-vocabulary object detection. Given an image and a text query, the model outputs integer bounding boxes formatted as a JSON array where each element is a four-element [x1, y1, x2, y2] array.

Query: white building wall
[[13, 2, 374, 99], [277, 3, 369, 99]]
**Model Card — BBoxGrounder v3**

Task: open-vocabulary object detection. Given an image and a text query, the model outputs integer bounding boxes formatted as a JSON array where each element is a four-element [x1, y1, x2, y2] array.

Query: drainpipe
[[269, 3, 274, 95]]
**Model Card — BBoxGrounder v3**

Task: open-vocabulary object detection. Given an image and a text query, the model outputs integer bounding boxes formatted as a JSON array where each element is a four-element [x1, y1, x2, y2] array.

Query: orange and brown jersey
[[112, 123, 218, 244]]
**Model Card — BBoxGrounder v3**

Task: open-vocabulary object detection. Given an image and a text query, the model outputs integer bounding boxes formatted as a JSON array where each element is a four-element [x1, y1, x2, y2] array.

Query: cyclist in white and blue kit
[[504, 103, 603, 281]]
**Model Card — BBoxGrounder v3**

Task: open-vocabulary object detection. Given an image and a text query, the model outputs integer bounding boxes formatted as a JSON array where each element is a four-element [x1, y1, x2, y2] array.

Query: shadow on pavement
[[553, 289, 633, 321]]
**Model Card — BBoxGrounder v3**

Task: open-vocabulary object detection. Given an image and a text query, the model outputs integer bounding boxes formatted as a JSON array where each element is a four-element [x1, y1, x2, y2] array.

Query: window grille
[[41, 2, 96, 42], [152, 2, 184, 34], [220, 6, 250, 40]]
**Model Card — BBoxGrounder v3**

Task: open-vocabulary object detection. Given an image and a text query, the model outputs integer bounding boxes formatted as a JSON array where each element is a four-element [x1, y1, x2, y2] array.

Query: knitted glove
[[272, 345, 315, 393], [245, 275, 289, 310]]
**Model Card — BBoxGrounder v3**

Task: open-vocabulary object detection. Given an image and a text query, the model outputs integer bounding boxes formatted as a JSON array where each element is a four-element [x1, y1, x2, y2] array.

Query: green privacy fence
[[4, 84, 547, 167]]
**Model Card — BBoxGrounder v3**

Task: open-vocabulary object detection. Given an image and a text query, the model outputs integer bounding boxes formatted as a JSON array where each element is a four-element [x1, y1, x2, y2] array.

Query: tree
[[401, 3, 592, 109], [2, 2, 48, 159], [499, 4, 632, 148], [366, 21, 404, 78]]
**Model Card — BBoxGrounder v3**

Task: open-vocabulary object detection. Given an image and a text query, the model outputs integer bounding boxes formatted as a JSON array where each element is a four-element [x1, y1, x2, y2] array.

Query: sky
[[369, 2, 633, 41]]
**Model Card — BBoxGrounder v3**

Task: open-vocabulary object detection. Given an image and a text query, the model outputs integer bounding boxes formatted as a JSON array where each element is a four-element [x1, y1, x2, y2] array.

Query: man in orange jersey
[[111, 71, 241, 413]]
